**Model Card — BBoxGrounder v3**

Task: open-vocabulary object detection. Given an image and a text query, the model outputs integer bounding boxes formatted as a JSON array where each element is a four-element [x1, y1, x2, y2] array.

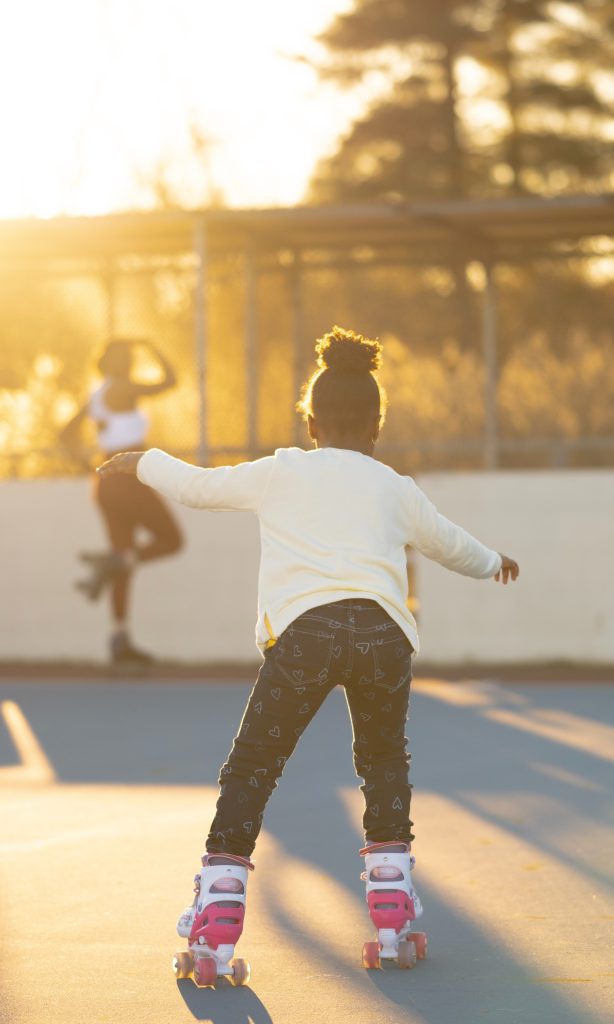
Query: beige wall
[[414, 470, 614, 665], [0, 479, 260, 663], [1, 471, 612, 665]]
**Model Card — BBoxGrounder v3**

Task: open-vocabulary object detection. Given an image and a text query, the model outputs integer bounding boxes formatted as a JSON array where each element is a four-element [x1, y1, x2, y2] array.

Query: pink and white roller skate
[[172, 853, 254, 987], [360, 842, 427, 969]]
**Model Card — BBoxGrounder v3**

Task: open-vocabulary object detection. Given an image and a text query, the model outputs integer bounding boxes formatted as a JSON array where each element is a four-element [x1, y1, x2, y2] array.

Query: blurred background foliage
[[0, 0, 612, 477]]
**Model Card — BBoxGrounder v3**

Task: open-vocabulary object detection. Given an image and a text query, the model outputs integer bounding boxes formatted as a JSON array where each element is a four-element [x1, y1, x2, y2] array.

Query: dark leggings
[[207, 599, 414, 857], [95, 472, 183, 620]]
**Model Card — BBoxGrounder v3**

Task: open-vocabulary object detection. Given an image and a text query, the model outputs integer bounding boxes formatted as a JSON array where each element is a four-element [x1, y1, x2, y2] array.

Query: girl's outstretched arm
[[98, 448, 275, 512], [406, 477, 519, 583]]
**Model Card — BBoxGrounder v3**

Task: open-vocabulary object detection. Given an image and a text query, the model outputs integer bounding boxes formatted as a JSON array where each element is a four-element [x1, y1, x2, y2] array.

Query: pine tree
[[308, 0, 613, 202]]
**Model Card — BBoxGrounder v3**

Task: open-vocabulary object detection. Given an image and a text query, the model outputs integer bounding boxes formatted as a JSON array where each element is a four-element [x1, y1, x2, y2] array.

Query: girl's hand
[[495, 555, 519, 585], [97, 452, 144, 478]]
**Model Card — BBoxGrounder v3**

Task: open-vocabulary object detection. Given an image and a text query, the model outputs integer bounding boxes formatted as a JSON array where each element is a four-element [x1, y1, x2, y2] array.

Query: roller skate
[[75, 550, 131, 601], [360, 842, 427, 970], [110, 630, 153, 667], [172, 853, 254, 987]]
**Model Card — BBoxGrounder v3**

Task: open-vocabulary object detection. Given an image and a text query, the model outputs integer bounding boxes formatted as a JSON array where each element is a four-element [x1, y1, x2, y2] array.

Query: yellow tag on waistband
[[264, 612, 277, 649]]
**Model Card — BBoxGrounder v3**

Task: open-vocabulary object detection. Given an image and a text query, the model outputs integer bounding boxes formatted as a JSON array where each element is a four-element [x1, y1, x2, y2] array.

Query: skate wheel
[[397, 939, 417, 969], [172, 950, 194, 979], [362, 941, 381, 969], [230, 957, 250, 986], [408, 931, 428, 960], [193, 955, 218, 987]]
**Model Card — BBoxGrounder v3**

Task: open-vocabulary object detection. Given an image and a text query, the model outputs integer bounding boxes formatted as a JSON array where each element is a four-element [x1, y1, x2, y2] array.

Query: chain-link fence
[[1, 206, 613, 478]]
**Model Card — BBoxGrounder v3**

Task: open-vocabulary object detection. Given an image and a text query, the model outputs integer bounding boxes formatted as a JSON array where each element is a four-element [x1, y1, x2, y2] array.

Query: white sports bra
[[89, 383, 148, 454]]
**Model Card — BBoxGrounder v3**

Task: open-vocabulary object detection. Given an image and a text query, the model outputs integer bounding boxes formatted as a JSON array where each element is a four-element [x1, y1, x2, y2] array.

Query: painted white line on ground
[[0, 700, 56, 783]]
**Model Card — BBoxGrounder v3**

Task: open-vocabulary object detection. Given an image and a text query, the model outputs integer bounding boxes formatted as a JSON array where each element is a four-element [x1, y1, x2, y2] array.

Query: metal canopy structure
[[1, 193, 613, 468], [1, 192, 613, 263]]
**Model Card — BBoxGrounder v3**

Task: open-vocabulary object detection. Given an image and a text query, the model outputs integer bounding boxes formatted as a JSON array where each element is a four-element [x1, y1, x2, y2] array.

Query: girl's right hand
[[495, 555, 519, 584]]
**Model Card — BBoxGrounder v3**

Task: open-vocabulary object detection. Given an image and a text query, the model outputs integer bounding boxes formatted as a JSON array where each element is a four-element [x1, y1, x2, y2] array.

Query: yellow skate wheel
[[172, 950, 194, 979], [408, 931, 428, 960], [230, 958, 251, 986], [397, 939, 417, 969], [362, 941, 381, 969], [193, 955, 218, 987]]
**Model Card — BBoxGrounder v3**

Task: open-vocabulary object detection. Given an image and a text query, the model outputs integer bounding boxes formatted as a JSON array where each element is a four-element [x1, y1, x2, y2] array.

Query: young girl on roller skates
[[99, 326, 519, 984]]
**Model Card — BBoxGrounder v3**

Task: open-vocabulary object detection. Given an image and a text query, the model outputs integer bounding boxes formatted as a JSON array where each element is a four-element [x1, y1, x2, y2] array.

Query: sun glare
[[0, 0, 354, 219]]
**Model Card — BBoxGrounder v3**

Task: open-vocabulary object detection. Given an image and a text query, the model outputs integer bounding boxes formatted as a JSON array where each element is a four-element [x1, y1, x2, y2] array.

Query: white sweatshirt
[[137, 446, 502, 654]]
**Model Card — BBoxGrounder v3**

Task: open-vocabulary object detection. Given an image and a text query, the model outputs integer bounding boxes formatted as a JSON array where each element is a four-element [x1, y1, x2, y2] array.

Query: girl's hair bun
[[315, 325, 382, 374]]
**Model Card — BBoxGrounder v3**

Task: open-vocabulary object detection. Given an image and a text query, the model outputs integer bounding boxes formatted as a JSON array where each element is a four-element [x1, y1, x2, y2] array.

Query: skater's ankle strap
[[359, 841, 411, 857], [202, 851, 255, 871]]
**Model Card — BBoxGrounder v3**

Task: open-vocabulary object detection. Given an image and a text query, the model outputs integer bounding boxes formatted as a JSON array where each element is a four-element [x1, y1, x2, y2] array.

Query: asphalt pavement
[[1, 676, 613, 1024]]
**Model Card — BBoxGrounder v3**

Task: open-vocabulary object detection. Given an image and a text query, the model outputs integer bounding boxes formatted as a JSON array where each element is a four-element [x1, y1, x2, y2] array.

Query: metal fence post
[[245, 246, 258, 459], [291, 250, 304, 446], [482, 261, 498, 470], [193, 216, 208, 466]]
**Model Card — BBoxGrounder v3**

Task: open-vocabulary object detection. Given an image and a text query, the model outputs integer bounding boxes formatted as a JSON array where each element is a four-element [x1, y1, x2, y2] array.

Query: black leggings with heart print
[[206, 599, 415, 857]]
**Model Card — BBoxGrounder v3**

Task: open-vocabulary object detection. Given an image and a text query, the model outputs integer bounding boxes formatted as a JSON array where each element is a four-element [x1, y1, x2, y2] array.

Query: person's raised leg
[[131, 481, 183, 562]]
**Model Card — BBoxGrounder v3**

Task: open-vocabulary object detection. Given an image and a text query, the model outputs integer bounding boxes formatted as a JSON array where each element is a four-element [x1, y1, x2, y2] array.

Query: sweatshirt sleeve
[[136, 448, 275, 512], [404, 477, 502, 579]]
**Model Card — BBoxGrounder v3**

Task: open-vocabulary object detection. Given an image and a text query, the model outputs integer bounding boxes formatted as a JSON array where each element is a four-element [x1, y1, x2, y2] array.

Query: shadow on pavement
[[1, 678, 612, 1023], [177, 979, 274, 1023]]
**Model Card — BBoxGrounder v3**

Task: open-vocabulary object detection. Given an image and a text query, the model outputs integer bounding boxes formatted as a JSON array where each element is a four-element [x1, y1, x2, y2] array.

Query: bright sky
[[0, 0, 367, 218]]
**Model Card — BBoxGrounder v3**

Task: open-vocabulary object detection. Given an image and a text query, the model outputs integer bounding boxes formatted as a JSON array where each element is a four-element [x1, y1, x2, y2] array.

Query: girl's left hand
[[97, 451, 144, 478], [494, 554, 519, 584]]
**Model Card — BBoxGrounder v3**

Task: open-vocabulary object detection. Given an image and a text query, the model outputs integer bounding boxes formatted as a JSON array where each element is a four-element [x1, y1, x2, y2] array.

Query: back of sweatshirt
[[137, 446, 501, 653]]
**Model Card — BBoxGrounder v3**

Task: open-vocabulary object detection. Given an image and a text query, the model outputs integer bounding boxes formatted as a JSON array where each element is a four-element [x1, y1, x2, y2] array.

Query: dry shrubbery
[[499, 331, 614, 438], [1, 257, 613, 478], [379, 330, 614, 450], [3, 328, 614, 478]]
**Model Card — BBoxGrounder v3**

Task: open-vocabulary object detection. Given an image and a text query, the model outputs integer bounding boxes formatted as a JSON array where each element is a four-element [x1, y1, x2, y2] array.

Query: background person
[[60, 338, 183, 665], [97, 325, 519, 975]]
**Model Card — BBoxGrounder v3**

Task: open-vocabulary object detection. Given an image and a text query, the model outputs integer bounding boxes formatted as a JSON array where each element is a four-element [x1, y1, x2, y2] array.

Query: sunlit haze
[[0, 0, 360, 218]]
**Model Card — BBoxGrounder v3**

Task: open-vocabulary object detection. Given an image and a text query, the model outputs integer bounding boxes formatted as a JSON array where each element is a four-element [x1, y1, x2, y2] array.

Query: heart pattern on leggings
[[207, 603, 413, 856]]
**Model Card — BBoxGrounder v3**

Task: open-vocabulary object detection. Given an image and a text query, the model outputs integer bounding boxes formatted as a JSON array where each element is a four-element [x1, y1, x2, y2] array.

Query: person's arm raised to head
[[405, 477, 519, 584], [132, 340, 177, 397], [98, 448, 276, 513]]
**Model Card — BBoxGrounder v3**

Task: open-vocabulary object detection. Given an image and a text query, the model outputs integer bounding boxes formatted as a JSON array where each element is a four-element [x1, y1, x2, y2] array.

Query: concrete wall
[[1, 471, 612, 665], [415, 470, 614, 665], [0, 479, 260, 663]]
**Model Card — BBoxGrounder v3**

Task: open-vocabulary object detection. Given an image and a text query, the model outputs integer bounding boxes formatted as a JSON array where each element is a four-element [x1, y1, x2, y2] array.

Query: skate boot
[[172, 853, 254, 987], [75, 550, 131, 601], [360, 841, 427, 970], [110, 632, 153, 668]]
